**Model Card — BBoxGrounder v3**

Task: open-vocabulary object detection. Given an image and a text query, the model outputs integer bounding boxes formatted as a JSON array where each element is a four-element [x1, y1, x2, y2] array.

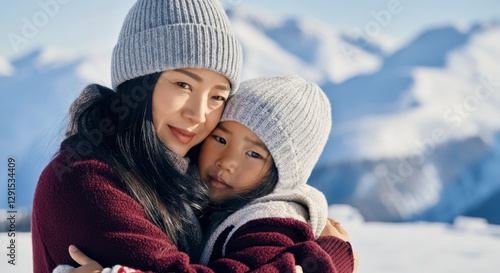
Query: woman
[[33, 1, 347, 272], [32, 0, 242, 272]]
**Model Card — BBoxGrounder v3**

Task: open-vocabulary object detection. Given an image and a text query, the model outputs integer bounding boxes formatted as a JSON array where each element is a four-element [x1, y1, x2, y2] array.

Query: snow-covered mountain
[[310, 21, 500, 224], [227, 8, 394, 84], [1, 8, 499, 225], [0, 48, 86, 208]]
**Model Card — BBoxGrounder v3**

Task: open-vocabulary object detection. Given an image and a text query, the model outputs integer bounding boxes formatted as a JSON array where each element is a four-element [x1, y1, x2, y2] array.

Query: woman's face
[[198, 121, 273, 203], [152, 68, 230, 157]]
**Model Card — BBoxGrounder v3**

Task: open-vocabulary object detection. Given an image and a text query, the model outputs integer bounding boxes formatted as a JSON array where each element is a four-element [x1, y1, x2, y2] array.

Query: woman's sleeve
[[92, 217, 350, 273], [316, 236, 355, 273], [33, 158, 212, 273]]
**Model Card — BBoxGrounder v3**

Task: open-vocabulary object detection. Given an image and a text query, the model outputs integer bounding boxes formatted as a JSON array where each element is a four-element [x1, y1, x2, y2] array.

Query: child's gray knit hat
[[111, 0, 242, 93], [220, 75, 332, 191]]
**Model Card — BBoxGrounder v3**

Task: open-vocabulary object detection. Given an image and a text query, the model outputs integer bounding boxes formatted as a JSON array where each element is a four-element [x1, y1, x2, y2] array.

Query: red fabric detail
[[32, 142, 353, 273], [32, 146, 210, 273], [316, 236, 354, 273], [207, 218, 351, 273]]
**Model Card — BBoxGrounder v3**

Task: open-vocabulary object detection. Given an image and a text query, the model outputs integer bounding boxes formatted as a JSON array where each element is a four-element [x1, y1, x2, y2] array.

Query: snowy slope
[[312, 23, 500, 223], [321, 23, 500, 160]]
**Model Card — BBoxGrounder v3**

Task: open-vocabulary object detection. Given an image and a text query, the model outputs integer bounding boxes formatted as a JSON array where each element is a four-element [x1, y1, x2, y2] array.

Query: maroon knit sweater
[[32, 146, 353, 273], [102, 218, 353, 273]]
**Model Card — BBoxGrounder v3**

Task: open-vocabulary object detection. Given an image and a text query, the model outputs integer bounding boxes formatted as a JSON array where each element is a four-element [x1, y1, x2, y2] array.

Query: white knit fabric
[[201, 75, 332, 265], [52, 264, 74, 273], [101, 267, 113, 273], [200, 184, 328, 265], [220, 75, 332, 191]]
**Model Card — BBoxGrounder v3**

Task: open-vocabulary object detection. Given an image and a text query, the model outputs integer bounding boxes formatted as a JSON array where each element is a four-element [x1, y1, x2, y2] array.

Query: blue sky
[[1, 0, 499, 60]]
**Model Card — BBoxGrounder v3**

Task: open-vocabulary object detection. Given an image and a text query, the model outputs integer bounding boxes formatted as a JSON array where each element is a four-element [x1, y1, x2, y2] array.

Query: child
[[198, 75, 354, 272], [63, 76, 355, 273]]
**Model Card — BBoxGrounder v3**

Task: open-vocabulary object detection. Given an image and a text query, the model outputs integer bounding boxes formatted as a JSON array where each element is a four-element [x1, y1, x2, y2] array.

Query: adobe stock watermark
[[373, 74, 499, 187], [7, 0, 72, 53], [443, 75, 500, 129], [340, 0, 411, 62]]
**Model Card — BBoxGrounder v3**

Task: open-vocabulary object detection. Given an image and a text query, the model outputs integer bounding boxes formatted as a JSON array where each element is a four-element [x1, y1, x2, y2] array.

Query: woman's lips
[[209, 175, 230, 189], [169, 126, 196, 144]]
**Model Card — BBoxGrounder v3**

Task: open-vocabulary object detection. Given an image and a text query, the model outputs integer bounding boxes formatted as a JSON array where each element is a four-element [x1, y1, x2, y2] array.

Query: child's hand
[[320, 218, 350, 242], [66, 245, 103, 273]]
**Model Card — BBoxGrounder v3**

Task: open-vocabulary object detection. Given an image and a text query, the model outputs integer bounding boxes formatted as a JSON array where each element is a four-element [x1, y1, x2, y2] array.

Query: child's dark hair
[[204, 161, 279, 237]]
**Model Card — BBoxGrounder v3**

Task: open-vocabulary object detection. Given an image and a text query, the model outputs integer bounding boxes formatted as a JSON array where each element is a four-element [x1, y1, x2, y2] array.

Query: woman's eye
[[247, 151, 261, 159], [177, 82, 190, 89], [214, 135, 226, 144]]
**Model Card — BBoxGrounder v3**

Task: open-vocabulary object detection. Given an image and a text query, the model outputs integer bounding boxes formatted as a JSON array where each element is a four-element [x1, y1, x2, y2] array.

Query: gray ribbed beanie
[[220, 75, 332, 191], [111, 0, 242, 93]]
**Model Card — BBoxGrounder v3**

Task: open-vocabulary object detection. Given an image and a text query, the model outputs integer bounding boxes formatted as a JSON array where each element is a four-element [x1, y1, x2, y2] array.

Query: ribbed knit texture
[[111, 0, 242, 93], [316, 236, 355, 273], [221, 75, 332, 191], [199, 184, 329, 265]]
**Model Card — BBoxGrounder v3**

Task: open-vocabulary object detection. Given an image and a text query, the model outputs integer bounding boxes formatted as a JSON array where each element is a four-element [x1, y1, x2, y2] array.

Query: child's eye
[[214, 135, 226, 144], [176, 82, 190, 89], [212, 95, 227, 102], [246, 151, 261, 159]]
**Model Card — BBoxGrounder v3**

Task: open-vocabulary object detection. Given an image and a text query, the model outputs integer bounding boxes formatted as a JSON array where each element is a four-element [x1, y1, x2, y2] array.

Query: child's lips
[[208, 175, 230, 189]]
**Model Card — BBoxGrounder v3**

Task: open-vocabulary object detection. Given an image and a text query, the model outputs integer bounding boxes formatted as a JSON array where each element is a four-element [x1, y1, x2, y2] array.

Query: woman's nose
[[183, 95, 207, 124]]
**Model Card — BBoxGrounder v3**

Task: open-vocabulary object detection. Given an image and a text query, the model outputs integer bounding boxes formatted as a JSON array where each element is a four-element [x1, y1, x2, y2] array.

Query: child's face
[[198, 121, 273, 203]]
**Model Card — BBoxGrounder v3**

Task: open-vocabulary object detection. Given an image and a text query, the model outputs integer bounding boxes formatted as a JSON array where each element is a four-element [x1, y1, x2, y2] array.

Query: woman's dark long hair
[[65, 72, 209, 257], [204, 162, 279, 238]]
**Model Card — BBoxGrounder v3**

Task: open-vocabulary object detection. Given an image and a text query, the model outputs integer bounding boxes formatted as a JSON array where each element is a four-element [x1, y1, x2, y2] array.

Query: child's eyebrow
[[244, 136, 268, 151], [217, 123, 269, 152], [216, 123, 232, 134]]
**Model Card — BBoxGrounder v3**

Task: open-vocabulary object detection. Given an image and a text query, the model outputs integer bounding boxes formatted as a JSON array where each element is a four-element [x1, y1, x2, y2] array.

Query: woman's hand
[[320, 218, 350, 242], [66, 245, 103, 273]]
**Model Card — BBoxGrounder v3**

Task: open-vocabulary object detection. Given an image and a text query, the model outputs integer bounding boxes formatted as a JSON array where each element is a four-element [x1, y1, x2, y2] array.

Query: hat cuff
[[111, 24, 242, 93]]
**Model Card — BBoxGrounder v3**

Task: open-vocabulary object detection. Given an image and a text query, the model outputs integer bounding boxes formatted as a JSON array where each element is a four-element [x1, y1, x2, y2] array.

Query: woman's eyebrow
[[217, 124, 268, 151], [215, 84, 230, 91], [173, 69, 230, 91], [173, 69, 202, 82]]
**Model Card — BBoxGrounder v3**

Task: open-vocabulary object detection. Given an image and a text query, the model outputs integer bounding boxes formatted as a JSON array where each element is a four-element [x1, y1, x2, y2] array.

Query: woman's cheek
[[203, 109, 223, 135]]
